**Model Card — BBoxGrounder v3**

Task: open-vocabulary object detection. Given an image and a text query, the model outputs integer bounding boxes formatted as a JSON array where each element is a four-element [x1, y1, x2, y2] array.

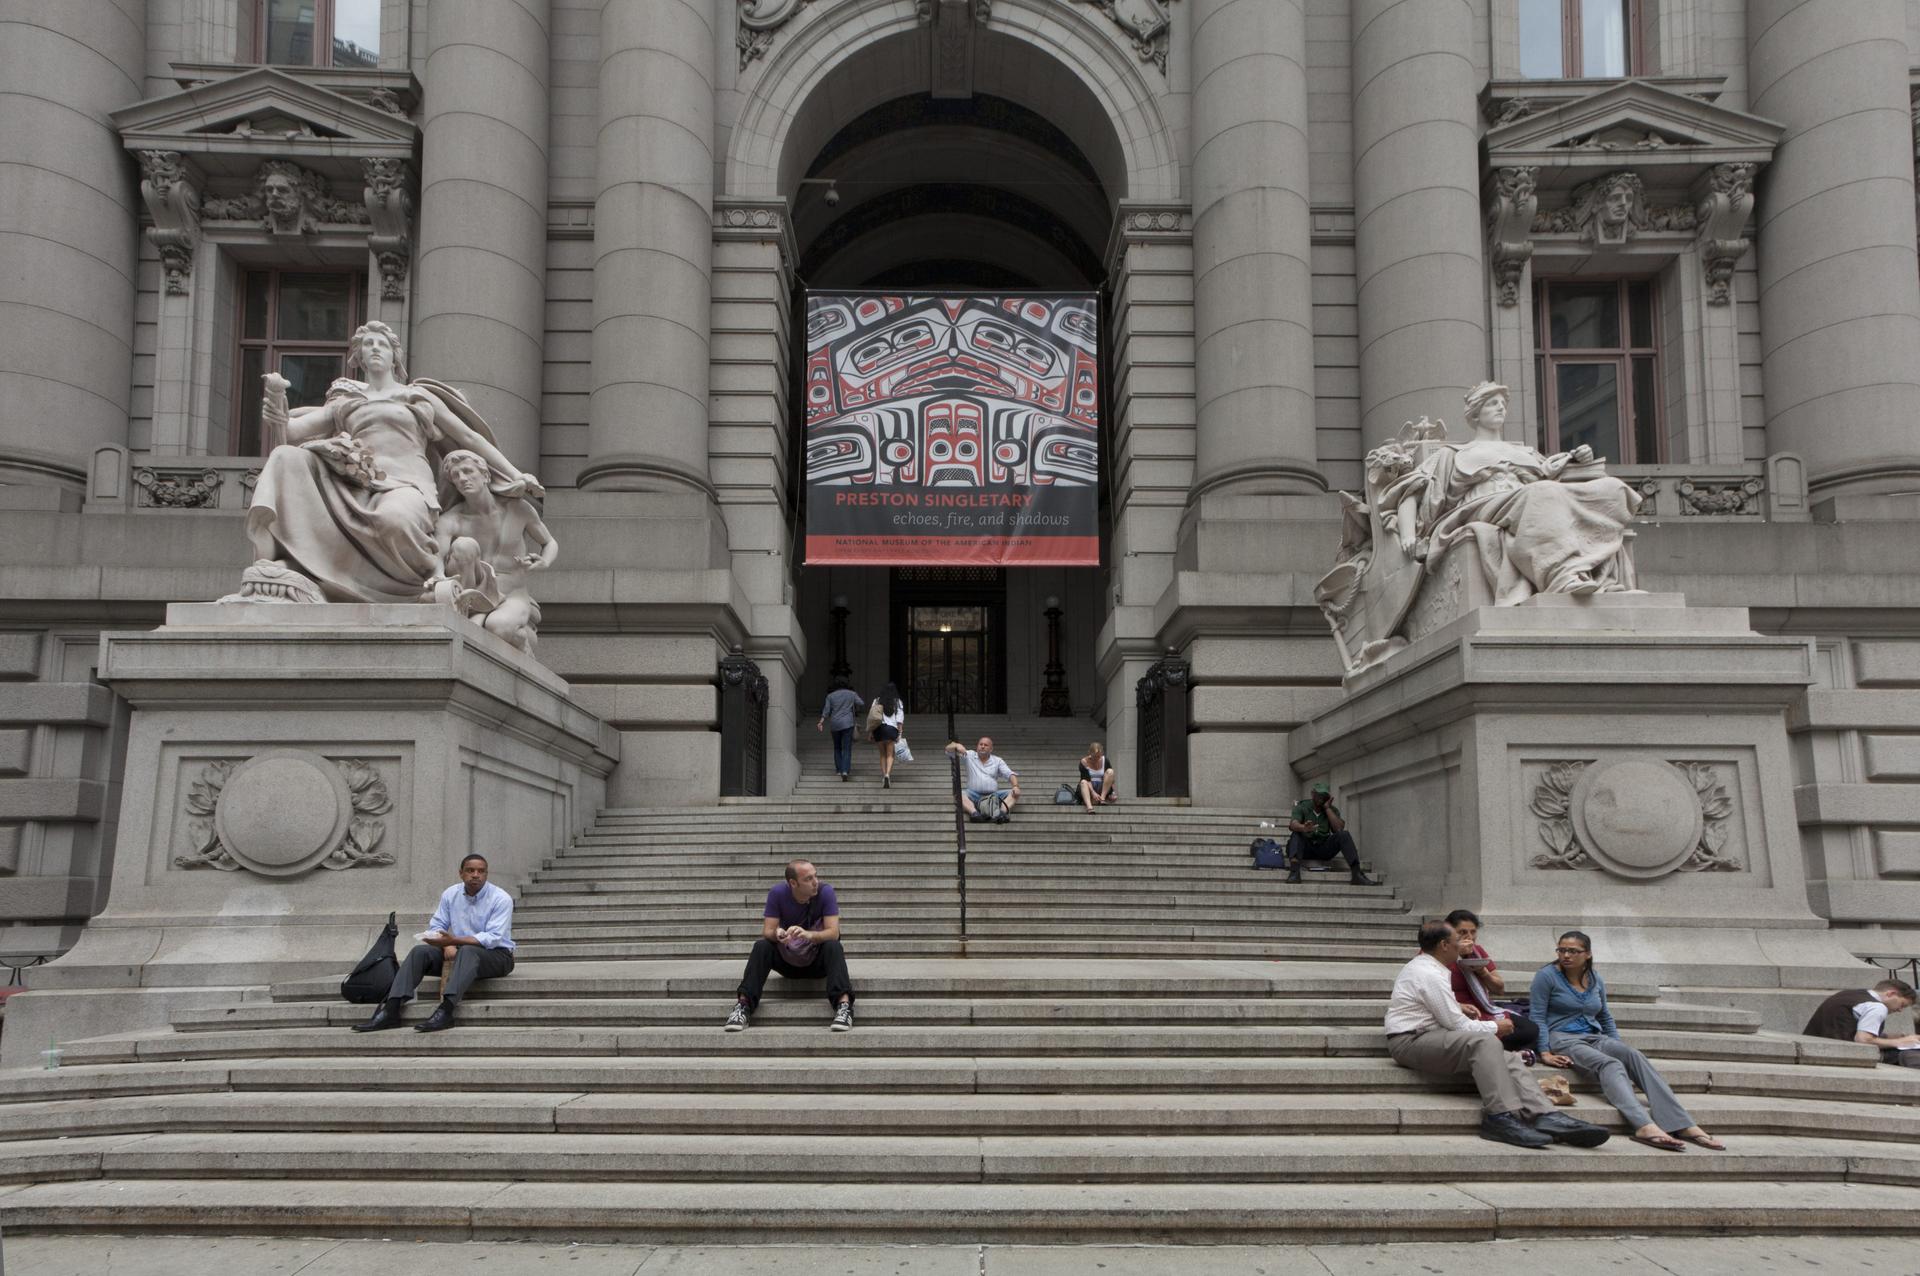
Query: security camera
[[824, 186, 840, 207]]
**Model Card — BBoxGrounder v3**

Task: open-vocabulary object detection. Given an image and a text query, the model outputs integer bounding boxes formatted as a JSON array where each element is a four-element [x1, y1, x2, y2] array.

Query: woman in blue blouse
[[1528, 930, 1725, 1152]]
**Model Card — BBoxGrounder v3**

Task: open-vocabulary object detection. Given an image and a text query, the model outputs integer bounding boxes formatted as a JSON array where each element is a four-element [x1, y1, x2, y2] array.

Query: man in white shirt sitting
[[945, 737, 1020, 821], [1385, 918, 1610, 1148], [1802, 979, 1920, 1067], [352, 853, 516, 1034]]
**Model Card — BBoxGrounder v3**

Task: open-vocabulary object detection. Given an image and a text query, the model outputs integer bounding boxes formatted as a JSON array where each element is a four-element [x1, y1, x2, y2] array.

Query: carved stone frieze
[[1678, 475, 1763, 516], [1694, 161, 1756, 306], [136, 150, 204, 295], [1485, 166, 1537, 308], [737, 0, 812, 68], [133, 467, 221, 509], [1531, 756, 1742, 876], [1532, 170, 1696, 245], [174, 752, 395, 875], [361, 157, 415, 301], [202, 159, 369, 235]]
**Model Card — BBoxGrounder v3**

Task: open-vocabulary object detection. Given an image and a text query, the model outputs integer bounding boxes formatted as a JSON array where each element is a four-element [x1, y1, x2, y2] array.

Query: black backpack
[[340, 911, 399, 1003]]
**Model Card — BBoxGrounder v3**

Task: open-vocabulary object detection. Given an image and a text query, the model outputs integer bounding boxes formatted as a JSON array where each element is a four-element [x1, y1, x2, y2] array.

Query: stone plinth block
[[2, 604, 618, 1068], [1290, 595, 1872, 991]]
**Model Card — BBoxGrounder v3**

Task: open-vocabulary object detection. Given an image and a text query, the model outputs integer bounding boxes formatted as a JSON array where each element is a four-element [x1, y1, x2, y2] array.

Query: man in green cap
[[1285, 781, 1377, 885]]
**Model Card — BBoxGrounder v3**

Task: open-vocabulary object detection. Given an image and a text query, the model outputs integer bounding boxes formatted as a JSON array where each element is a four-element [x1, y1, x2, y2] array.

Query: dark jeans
[[736, 937, 854, 1010], [388, 942, 514, 1005], [1285, 830, 1360, 869], [831, 727, 854, 775]]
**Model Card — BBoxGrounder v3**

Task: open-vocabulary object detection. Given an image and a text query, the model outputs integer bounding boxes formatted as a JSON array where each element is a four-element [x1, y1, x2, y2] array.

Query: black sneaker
[[830, 1002, 854, 1032], [1479, 1111, 1552, 1148], [724, 1003, 750, 1032]]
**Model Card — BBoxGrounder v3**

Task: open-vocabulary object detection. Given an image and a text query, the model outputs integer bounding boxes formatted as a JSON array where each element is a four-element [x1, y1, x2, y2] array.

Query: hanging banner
[[802, 292, 1100, 566]]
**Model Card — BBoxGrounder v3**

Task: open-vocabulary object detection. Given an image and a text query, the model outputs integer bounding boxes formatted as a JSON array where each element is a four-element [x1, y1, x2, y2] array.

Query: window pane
[[1627, 280, 1654, 348], [1631, 355, 1659, 462], [276, 273, 353, 342], [1548, 284, 1621, 349], [1518, 0, 1564, 78], [1534, 355, 1548, 450], [242, 271, 270, 340], [1582, 0, 1630, 76], [263, 0, 317, 66], [237, 346, 266, 455], [332, 0, 381, 67], [278, 353, 343, 408], [1556, 363, 1622, 461]]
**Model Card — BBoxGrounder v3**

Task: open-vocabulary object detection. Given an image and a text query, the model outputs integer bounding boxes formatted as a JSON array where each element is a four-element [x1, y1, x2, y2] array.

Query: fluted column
[[1187, 0, 1322, 498], [409, 0, 550, 470], [581, 0, 716, 495], [1749, 0, 1920, 496], [1351, 0, 1485, 442], [0, 0, 145, 488]]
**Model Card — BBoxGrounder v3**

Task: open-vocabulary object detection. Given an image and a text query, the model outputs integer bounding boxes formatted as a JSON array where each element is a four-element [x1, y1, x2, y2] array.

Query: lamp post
[[829, 594, 851, 681], [1039, 594, 1072, 716]]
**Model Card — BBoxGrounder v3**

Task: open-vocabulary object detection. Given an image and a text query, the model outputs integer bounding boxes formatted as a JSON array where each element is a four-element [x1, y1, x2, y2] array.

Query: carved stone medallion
[[177, 750, 395, 875], [1568, 757, 1704, 878]]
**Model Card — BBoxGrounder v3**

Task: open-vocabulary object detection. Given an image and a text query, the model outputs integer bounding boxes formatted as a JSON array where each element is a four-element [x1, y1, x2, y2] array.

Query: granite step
[[6, 1089, 1901, 1144], [3, 1130, 1916, 1189], [4, 1178, 1917, 1243], [516, 938, 1410, 962]]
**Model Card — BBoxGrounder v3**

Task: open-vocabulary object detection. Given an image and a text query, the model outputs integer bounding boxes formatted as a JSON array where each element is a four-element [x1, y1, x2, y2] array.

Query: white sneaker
[[724, 1003, 750, 1032], [830, 1002, 854, 1032]]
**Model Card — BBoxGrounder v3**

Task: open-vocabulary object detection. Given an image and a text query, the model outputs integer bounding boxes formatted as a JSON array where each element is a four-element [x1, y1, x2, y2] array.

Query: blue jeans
[[830, 727, 853, 775]]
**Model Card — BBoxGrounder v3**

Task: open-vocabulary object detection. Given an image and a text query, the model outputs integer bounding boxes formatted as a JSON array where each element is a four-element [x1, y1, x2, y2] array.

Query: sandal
[[1630, 1133, 1688, 1152], [1674, 1131, 1725, 1150]]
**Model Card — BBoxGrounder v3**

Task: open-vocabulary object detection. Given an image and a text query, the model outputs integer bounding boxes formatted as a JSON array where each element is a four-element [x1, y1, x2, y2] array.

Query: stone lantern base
[[0, 604, 618, 1068]]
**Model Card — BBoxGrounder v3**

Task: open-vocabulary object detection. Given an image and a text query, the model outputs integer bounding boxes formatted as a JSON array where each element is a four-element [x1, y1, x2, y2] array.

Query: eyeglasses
[[1554, 947, 1588, 955]]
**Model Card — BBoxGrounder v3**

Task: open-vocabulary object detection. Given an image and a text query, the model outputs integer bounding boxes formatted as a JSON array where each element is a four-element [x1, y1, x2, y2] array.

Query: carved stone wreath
[[1530, 756, 1741, 876], [175, 751, 395, 875], [133, 467, 222, 509]]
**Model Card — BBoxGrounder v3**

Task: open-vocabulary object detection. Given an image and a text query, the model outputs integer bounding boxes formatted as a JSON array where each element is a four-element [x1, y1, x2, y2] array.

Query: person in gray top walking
[[817, 675, 864, 781]]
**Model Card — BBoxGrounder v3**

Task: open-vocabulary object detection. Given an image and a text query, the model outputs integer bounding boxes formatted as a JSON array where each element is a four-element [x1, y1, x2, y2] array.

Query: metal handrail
[[949, 749, 968, 939]]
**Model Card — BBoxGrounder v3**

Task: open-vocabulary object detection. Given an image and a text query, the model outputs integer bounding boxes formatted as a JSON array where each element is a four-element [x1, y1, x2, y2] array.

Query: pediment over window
[[1484, 79, 1782, 191], [112, 66, 417, 178]]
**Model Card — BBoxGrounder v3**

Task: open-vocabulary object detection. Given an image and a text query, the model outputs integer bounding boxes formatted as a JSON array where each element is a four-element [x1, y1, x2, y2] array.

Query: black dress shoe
[[1284, 863, 1302, 884], [351, 999, 405, 1033], [1479, 1111, 1553, 1148], [414, 1000, 457, 1032], [1349, 868, 1380, 886], [1530, 1111, 1610, 1147]]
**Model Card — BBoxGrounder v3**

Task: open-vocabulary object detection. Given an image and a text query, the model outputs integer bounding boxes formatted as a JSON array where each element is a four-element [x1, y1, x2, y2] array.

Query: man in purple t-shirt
[[723, 858, 855, 1032]]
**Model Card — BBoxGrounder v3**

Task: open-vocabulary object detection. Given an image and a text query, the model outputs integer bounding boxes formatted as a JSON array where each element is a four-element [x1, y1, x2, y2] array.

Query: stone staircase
[[2, 714, 1918, 1241]]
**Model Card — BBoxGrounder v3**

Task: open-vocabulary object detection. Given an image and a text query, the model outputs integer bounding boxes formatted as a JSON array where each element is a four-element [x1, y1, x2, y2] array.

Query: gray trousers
[[1387, 1027, 1556, 1117], [387, 942, 514, 1006], [1550, 1032, 1692, 1131]]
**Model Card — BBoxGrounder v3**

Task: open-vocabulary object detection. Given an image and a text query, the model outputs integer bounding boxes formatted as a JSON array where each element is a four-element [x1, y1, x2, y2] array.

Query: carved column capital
[[1485, 165, 1537, 308], [136, 150, 204, 295]]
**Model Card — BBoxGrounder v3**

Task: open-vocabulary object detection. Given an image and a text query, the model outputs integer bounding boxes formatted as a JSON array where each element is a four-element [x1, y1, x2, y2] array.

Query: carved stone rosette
[[1530, 756, 1741, 877], [174, 751, 396, 876], [136, 150, 204, 295]]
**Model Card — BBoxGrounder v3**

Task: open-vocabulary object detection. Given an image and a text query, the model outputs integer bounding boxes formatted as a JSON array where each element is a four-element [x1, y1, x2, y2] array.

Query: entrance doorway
[[891, 568, 1007, 714]]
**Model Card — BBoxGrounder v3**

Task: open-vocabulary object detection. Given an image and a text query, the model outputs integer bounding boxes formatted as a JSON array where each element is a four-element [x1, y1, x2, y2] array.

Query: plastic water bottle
[[1257, 820, 1275, 829], [39, 1037, 60, 1071]]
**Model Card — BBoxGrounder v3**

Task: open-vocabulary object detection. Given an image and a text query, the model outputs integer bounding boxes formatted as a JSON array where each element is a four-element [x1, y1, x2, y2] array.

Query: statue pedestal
[[1, 604, 618, 1067], [1291, 593, 1873, 1008]]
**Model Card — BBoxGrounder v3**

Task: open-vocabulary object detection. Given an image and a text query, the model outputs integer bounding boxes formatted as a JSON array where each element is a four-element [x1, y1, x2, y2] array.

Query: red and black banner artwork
[[803, 292, 1100, 566]]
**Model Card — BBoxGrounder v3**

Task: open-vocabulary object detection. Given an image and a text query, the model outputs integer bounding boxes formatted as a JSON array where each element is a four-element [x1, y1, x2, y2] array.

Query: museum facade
[[3, 0, 1920, 969]]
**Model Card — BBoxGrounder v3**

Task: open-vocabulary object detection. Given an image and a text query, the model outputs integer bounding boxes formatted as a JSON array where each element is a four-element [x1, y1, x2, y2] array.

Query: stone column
[[408, 0, 551, 469], [1748, 0, 1920, 497], [1351, 0, 1485, 442], [581, 0, 716, 495], [0, 0, 145, 489], [1187, 0, 1321, 497]]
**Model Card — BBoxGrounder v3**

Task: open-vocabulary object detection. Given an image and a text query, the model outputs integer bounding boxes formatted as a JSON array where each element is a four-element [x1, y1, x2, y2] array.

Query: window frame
[[231, 267, 367, 457], [1522, 0, 1648, 80], [251, 0, 381, 69], [1532, 276, 1664, 464]]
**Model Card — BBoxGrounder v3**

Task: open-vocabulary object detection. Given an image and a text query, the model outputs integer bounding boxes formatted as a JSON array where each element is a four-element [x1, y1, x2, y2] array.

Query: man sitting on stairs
[[1385, 918, 1611, 1149], [725, 858, 856, 1032], [352, 853, 516, 1034], [946, 736, 1019, 822], [1284, 781, 1377, 885]]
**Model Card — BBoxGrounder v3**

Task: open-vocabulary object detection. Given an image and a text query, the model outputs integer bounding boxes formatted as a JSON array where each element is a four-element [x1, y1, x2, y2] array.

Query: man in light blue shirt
[[352, 853, 516, 1034]]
